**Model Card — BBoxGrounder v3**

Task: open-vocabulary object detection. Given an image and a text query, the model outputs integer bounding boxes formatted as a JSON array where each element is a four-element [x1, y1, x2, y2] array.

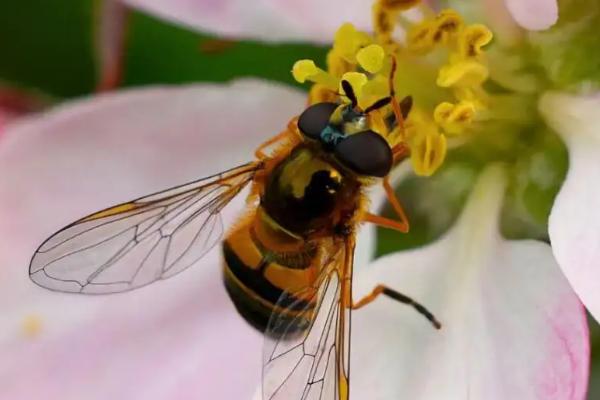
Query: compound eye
[[334, 131, 393, 177], [298, 102, 338, 140]]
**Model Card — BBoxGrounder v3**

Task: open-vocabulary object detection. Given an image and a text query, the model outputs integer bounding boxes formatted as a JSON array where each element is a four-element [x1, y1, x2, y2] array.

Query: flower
[[114, 0, 598, 396], [253, 163, 588, 399], [2, 0, 598, 399]]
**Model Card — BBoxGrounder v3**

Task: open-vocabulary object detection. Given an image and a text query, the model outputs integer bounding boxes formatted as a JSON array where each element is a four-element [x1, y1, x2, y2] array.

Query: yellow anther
[[434, 102, 454, 122], [414, 132, 447, 176], [407, 9, 464, 53], [308, 84, 337, 105], [340, 72, 368, 102], [292, 59, 321, 83], [379, 0, 421, 11], [292, 59, 338, 89], [458, 24, 493, 58], [453, 86, 488, 109], [434, 101, 476, 135], [407, 21, 436, 53], [432, 9, 464, 45], [372, 1, 396, 39], [356, 44, 385, 73], [404, 110, 447, 176], [437, 59, 489, 87], [360, 74, 389, 109], [333, 23, 373, 63], [327, 50, 352, 78], [410, 128, 447, 176]]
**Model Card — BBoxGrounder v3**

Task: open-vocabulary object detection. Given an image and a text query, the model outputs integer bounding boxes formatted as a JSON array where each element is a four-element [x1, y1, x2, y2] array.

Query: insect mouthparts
[[320, 126, 345, 149]]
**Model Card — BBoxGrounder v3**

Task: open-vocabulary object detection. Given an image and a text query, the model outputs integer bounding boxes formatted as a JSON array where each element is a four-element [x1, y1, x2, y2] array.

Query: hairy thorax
[[262, 144, 361, 237]]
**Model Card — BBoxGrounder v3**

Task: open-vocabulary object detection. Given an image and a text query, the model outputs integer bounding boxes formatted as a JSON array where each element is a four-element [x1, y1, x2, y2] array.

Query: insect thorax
[[262, 144, 360, 236]]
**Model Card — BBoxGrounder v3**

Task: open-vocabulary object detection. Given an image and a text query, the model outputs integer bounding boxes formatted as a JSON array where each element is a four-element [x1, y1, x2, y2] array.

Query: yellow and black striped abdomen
[[222, 208, 318, 334]]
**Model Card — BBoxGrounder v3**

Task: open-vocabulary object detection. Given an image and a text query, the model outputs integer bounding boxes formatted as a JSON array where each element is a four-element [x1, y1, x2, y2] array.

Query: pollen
[[407, 9, 464, 53], [333, 23, 373, 63], [458, 24, 493, 58], [340, 72, 368, 102], [405, 110, 448, 176], [291, 1, 493, 177], [434, 101, 476, 135], [356, 44, 385, 73], [379, 0, 421, 11], [21, 314, 43, 338], [292, 60, 321, 83], [437, 60, 489, 88], [407, 21, 436, 53], [432, 10, 464, 43]]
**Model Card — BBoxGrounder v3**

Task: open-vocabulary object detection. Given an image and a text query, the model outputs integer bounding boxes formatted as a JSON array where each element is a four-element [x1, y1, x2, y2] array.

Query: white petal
[[122, 0, 371, 43], [505, 0, 558, 31], [540, 91, 600, 323], [0, 80, 308, 399], [349, 165, 588, 399], [252, 165, 585, 399]]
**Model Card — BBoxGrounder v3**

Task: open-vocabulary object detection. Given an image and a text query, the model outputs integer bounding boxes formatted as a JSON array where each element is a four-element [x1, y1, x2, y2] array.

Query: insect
[[29, 67, 441, 400]]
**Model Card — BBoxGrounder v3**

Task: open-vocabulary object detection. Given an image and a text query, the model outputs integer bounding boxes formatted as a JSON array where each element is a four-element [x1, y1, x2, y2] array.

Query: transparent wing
[[262, 239, 355, 400], [29, 162, 262, 294]]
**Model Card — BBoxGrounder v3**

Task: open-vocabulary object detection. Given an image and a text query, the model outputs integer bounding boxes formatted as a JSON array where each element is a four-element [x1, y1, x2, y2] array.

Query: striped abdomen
[[222, 208, 318, 334]]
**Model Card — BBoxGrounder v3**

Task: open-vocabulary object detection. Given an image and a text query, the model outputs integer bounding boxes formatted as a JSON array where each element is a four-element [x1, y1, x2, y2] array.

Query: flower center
[[290, 1, 530, 178]]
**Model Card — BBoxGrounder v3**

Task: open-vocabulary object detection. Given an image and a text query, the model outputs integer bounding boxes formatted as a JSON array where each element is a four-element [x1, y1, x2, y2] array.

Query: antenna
[[364, 96, 392, 113], [341, 80, 358, 109]]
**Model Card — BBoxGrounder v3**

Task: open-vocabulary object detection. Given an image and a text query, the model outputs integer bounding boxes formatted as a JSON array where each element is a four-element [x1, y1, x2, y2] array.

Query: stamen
[[407, 20, 436, 53], [372, 1, 397, 40], [292, 59, 319, 83], [334, 23, 373, 63], [405, 110, 448, 176], [340, 72, 369, 106], [437, 60, 489, 88], [290, 2, 493, 177], [458, 24, 493, 58], [327, 49, 353, 78], [432, 9, 464, 45], [356, 44, 385, 73], [434, 101, 476, 135], [379, 0, 421, 11]]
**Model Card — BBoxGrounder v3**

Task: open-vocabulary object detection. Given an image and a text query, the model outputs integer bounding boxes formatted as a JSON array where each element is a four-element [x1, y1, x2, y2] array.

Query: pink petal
[[505, 0, 558, 31], [251, 165, 588, 399], [540, 91, 600, 323], [0, 80, 310, 400], [121, 0, 371, 43], [349, 165, 588, 399]]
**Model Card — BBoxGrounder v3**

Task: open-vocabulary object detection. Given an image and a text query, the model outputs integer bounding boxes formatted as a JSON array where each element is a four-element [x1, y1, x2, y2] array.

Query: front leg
[[361, 176, 410, 233], [254, 120, 301, 160]]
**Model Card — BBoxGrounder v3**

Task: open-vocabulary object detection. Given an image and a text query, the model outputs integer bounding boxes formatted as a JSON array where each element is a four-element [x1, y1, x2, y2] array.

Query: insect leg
[[361, 176, 411, 232], [352, 284, 441, 329], [254, 128, 296, 159], [392, 142, 409, 164], [254, 130, 288, 159], [362, 212, 409, 233]]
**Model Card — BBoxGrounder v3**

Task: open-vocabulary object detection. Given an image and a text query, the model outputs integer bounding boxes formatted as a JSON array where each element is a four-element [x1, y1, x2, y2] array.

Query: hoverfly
[[29, 66, 441, 400]]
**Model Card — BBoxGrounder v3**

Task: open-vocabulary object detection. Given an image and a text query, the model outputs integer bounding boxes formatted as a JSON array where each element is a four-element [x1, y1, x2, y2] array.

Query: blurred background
[[1, 0, 598, 397]]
